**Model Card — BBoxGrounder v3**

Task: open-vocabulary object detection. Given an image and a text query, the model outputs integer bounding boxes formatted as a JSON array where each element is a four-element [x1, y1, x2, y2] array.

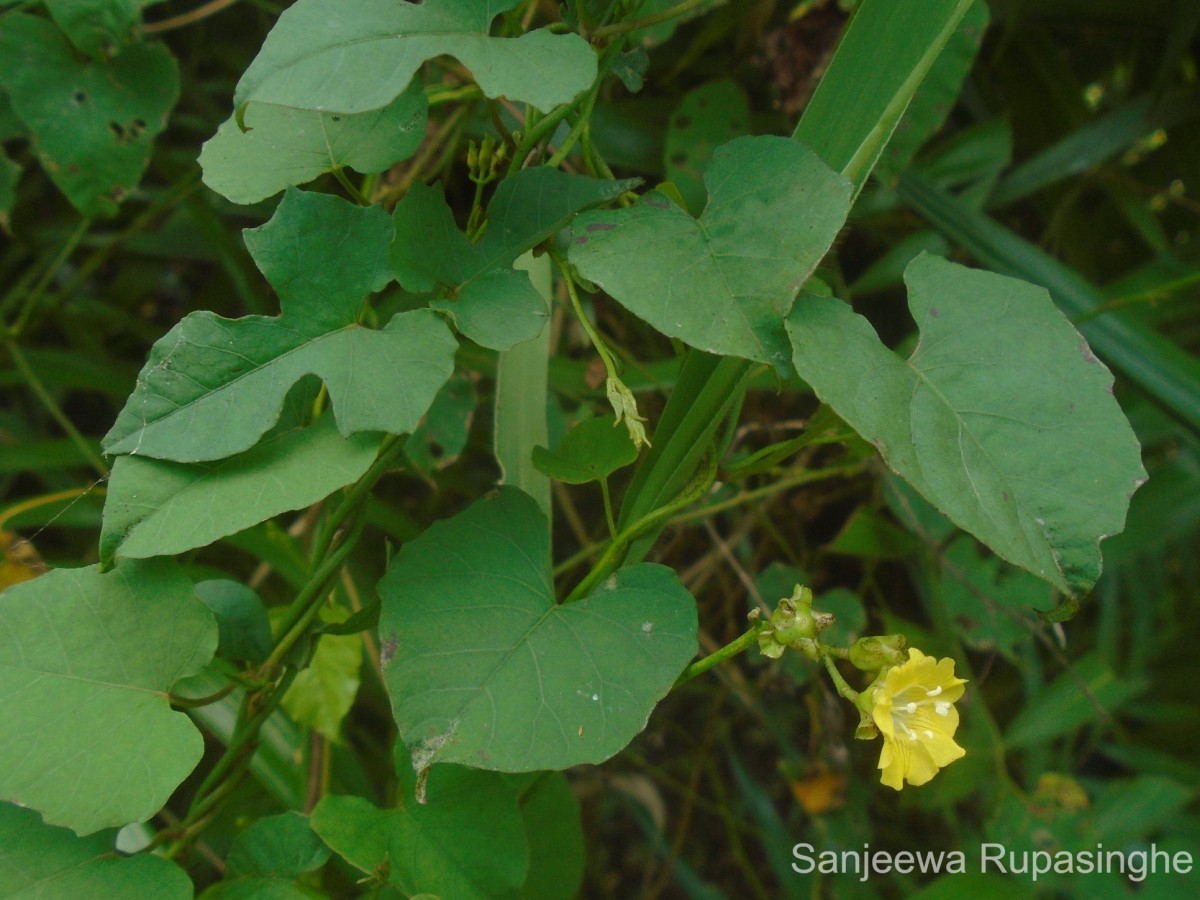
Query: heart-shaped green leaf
[[570, 135, 851, 373], [200, 81, 427, 204], [787, 253, 1146, 597], [378, 487, 697, 774], [0, 560, 216, 834], [234, 0, 595, 116], [0, 802, 192, 898], [391, 169, 637, 350], [103, 189, 456, 462]]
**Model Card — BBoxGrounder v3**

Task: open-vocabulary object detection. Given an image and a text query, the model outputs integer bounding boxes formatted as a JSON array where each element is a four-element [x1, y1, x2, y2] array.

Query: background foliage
[[1, 0, 1198, 897]]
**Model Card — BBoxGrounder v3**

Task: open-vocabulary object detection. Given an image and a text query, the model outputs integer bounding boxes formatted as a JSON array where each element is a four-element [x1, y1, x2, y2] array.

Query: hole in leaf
[[72, 90, 87, 104], [674, 115, 692, 129], [428, 441, 445, 459], [669, 151, 687, 165]]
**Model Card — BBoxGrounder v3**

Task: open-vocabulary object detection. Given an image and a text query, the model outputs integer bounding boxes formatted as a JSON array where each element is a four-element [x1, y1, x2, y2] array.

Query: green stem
[[669, 462, 862, 525], [553, 252, 621, 378], [184, 666, 298, 816], [267, 516, 366, 673], [425, 83, 483, 107], [821, 652, 861, 704], [308, 435, 407, 570], [168, 682, 237, 709], [4, 339, 109, 477], [565, 453, 717, 602], [675, 622, 766, 686], [591, 0, 725, 40], [546, 90, 600, 168], [165, 667, 299, 858], [332, 166, 369, 205], [506, 101, 579, 176], [721, 407, 850, 481], [618, 353, 753, 533], [600, 477, 617, 538]]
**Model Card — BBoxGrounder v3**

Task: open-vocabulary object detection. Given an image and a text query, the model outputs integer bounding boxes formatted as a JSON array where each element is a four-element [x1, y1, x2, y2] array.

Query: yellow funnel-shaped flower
[[871, 648, 967, 790]]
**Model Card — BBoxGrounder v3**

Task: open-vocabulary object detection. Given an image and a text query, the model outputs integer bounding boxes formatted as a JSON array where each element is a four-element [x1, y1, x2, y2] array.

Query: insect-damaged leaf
[[0, 13, 178, 218]]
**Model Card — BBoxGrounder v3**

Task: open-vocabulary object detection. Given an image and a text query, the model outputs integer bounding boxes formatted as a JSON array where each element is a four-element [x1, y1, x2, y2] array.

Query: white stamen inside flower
[[935, 702, 951, 716], [926, 686, 943, 697]]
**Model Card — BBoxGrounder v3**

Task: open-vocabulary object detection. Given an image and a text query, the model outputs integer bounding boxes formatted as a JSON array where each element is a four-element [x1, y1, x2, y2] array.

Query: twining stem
[[165, 667, 298, 857], [565, 454, 717, 602], [308, 435, 407, 571], [669, 462, 862, 525], [600, 478, 617, 537], [675, 621, 766, 686], [505, 41, 621, 175], [265, 515, 366, 673], [332, 166, 369, 206], [546, 88, 600, 168], [552, 252, 621, 379], [506, 101, 580, 176], [167, 435, 406, 856], [168, 682, 236, 709]]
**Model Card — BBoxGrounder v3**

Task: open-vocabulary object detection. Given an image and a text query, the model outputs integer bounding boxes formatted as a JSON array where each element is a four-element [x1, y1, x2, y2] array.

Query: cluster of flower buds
[[752, 584, 833, 660], [466, 136, 507, 185]]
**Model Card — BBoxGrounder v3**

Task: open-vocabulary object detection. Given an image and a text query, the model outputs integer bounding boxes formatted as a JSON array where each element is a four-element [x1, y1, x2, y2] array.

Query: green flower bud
[[848, 634, 906, 672]]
